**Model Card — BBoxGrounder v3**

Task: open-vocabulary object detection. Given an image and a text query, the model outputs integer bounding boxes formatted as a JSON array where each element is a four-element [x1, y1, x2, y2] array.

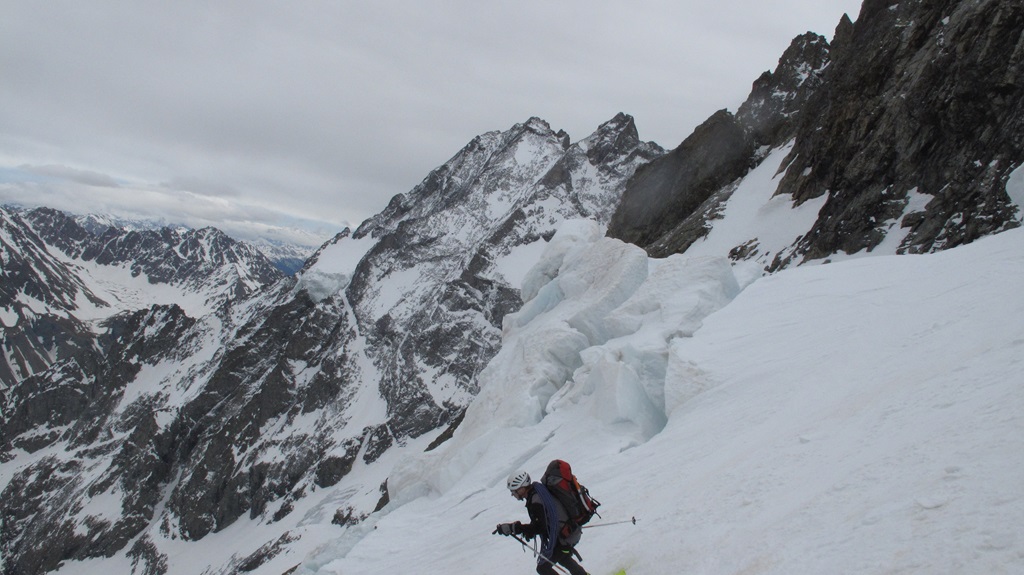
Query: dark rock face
[[1, 305, 193, 451], [161, 289, 362, 542], [0, 304, 196, 575], [607, 109, 754, 251], [775, 0, 1024, 264], [609, 0, 1023, 265], [608, 32, 832, 255]]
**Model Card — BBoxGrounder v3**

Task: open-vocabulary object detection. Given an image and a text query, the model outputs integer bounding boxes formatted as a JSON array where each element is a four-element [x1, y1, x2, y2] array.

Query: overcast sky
[[0, 1, 862, 247]]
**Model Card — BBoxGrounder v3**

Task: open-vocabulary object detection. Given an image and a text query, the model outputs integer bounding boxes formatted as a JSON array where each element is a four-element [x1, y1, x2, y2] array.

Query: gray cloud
[[0, 0, 863, 243], [19, 164, 121, 188]]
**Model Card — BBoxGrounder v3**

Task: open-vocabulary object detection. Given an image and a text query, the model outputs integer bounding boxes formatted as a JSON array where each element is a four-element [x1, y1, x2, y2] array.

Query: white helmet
[[507, 470, 531, 491]]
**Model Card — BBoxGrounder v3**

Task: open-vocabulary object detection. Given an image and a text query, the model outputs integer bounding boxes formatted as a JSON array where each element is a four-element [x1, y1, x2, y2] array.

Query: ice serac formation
[[608, 0, 1023, 266], [0, 114, 661, 575]]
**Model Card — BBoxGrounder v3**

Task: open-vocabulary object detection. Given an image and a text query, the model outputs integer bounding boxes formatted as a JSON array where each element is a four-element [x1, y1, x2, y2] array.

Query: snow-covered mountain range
[[0, 207, 283, 386], [12, 207, 318, 276], [0, 111, 663, 574], [1, 0, 1023, 573]]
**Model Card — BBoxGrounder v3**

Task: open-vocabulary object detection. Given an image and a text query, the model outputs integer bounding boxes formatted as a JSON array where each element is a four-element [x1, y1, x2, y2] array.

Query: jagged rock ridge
[[0, 207, 284, 390], [608, 0, 1023, 265], [24, 207, 282, 293], [607, 31, 832, 255]]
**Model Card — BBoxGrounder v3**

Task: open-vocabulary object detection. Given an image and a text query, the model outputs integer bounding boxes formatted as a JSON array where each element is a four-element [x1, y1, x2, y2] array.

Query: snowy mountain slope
[[27, 221, 1023, 575], [0, 206, 285, 390], [0, 209, 103, 387], [287, 224, 1024, 575], [0, 114, 662, 575]]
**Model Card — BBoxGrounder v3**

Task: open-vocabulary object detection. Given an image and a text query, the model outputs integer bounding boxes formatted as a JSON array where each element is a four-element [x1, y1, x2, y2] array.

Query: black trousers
[[536, 544, 587, 575]]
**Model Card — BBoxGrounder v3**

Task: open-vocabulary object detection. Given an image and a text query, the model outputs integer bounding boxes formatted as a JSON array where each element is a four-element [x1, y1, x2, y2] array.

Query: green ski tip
[[612, 571, 626, 575]]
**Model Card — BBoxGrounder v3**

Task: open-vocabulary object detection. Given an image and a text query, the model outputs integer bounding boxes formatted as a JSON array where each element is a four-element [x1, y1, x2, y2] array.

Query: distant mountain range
[[2, 206, 319, 275]]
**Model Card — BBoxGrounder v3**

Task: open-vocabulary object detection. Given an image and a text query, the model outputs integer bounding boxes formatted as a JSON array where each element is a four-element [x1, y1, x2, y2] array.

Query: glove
[[494, 522, 520, 536]]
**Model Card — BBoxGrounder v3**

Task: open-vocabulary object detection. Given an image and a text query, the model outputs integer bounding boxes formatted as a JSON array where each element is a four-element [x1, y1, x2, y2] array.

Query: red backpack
[[541, 459, 601, 530]]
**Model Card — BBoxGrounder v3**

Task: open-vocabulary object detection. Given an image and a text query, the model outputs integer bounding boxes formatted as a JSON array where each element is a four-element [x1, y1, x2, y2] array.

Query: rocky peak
[[829, 13, 856, 59], [773, 0, 1024, 263], [579, 112, 644, 165], [521, 116, 561, 141], [737, 31, 831, 146], [354, 119, 567, 242], [609, 0, 1022, 265], [20, 207, 94, 258], [341, 115, 659, 446]]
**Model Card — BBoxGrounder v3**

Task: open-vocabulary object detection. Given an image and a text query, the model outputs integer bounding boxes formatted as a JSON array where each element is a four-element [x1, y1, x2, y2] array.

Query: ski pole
[[509, 533, 570, 575], [583, 516, 638, 529]]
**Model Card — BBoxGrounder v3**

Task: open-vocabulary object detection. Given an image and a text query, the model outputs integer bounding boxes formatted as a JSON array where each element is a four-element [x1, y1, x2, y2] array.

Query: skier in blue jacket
[[495, 471, 589, 575]]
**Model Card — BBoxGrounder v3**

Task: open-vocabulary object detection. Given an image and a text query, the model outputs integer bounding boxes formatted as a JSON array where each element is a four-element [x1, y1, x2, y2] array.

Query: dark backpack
[[541, 459, 601, 531]]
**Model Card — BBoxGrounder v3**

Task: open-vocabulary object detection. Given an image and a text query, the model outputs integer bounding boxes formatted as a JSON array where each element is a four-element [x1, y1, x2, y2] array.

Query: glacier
[[288, 223, 1024, 575], [43, 220, 1022, 574]]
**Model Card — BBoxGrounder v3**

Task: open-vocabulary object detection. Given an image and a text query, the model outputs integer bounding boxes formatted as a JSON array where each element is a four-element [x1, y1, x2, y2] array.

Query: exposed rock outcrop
[[609, 32, 832, 255], [609, 0, 1023, 264], [775, 0, 1024, 264]]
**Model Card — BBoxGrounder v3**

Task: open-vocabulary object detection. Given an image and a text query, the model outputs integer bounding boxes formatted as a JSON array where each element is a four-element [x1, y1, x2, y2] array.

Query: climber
[[494, 470, 589, 575]]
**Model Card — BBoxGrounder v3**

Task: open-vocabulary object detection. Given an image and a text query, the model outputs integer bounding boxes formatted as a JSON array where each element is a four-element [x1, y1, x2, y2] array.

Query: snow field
[[681, 142, 826, 266], [296, 225, 1024, 574]]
